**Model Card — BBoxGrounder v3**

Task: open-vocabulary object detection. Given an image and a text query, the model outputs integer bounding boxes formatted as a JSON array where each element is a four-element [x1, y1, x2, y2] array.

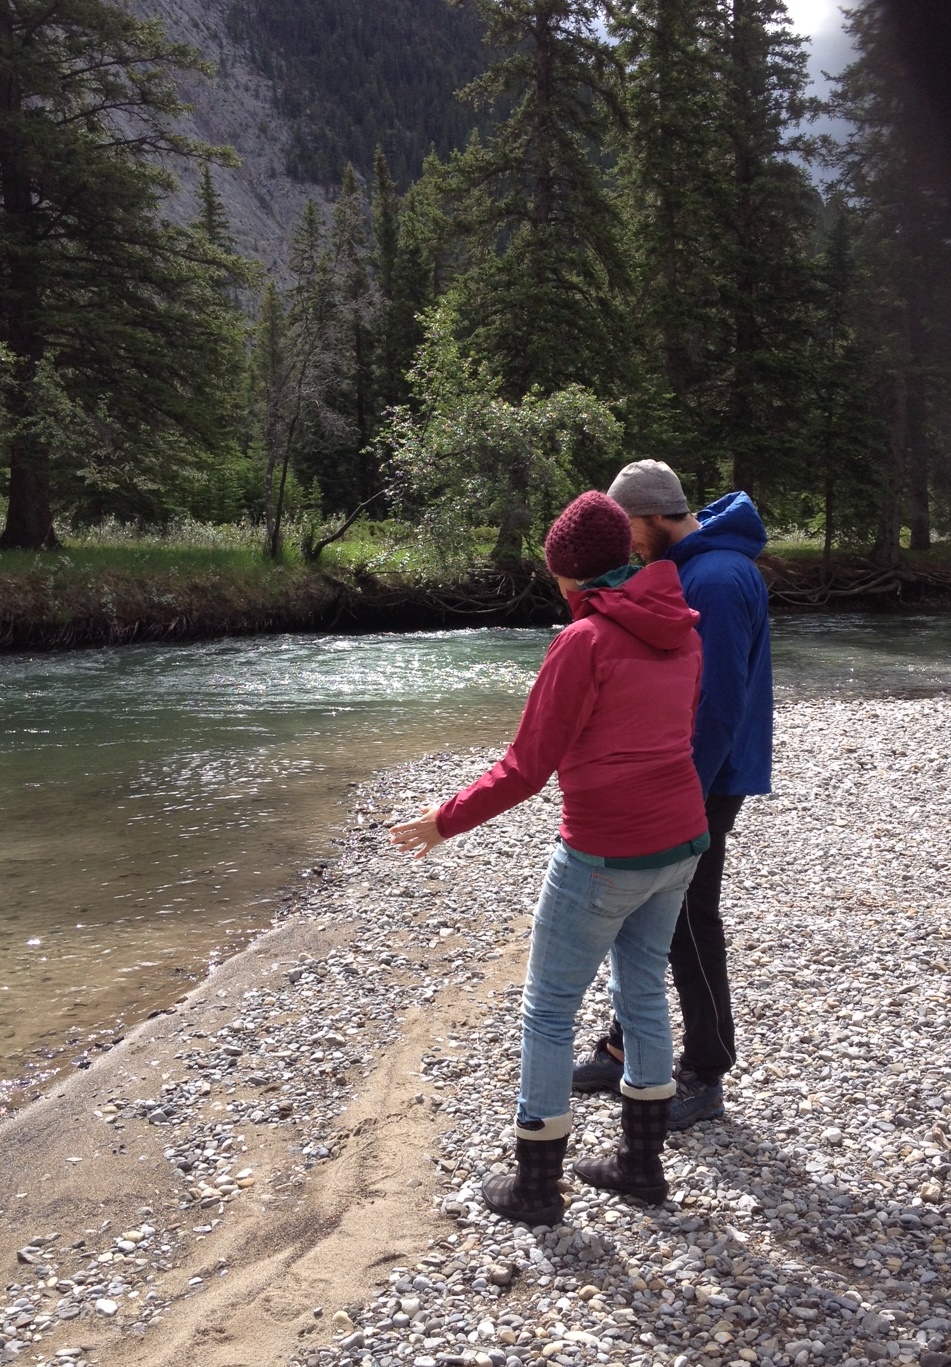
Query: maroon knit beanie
[[544, 491, 633, 581]]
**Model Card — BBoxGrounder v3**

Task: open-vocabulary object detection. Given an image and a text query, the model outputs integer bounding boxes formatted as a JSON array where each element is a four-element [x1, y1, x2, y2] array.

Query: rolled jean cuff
[[620, 1079, 676, 1101], [515, 1110, 572, 1141]]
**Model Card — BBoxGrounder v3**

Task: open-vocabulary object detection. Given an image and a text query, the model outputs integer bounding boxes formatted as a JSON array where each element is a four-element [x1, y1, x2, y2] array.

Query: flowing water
[[2, 613, 950, 1112]]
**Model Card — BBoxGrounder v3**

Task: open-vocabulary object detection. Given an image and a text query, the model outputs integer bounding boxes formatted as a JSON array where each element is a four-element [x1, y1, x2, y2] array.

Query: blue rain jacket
[[664, 491, 773, 796]]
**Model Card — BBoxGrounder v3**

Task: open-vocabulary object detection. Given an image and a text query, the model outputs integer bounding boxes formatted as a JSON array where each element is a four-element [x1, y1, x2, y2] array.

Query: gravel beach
[[1, 696, 949, 1367]]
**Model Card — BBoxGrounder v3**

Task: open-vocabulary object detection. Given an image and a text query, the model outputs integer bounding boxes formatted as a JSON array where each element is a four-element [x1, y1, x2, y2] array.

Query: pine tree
[[806, 202, 885, 567], [253, 180, 384, 548], [253, 280, 291, 553], [444, 0, 630, 402], [196, 162, 235, 252], [328, 166, 380, 501], [386, 154, 459, 400], [405, 0, 633, 563], [829, 0, 951, 562], [609, 0, 728, 499], [611, 0, 820, 508], [371, 148, 405, 412], [254, 201, 349, 554], [0, 0, 250, 549], [720, 0, 819, 504]]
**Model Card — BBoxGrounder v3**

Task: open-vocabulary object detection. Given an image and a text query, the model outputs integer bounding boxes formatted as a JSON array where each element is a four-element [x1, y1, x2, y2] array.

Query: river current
[[2, 613, 950, 1112]]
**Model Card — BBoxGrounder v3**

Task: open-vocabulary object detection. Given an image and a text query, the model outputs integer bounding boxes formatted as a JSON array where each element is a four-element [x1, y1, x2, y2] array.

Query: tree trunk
[[906, 300, 930, 550], [1, 422, 58, 549], [822, 468, 834, 578], [872, 365, 908, 568], [491, 458, 531, 568]]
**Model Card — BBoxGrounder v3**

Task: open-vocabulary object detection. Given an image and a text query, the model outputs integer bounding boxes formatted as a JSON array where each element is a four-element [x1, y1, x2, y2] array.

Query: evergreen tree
[[426, 0, 631, 561], [252, 202, 349, 555], [254, 280, 294, 555], [0, 0, 250, 549], [611, 0, 820, 508], [282, 173, 382, 513], [196, 162, 235, 252], [805, 202, 885, 566], [252, 179, 385, 547], [443, 0, 630, 401], [829, 0, 951, 562], [720, 0, 819, 504], [386, 153, 460, 398], [609, 0, 728, 498], [371, 148, 404, 411], [327, 166, 380, 501]]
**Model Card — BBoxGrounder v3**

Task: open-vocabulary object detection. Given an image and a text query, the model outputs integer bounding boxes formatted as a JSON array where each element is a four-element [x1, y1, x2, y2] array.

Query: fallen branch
[[302, 494, 385, 563]]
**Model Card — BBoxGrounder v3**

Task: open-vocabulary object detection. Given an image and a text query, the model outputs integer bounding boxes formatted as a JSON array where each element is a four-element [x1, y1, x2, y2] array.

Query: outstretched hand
[[389, 804, 445, 859]]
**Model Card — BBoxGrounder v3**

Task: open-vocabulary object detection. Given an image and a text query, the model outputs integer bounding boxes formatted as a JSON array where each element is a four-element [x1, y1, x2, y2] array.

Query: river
[[2, 613, 950, 1113]]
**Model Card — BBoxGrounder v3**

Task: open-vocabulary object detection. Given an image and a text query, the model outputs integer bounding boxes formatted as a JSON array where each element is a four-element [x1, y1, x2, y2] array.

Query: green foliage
[[381, 305, 625, 574], [436, 0, 632, 401], [827, 0, 951, 562], [248, 177, 383, 554], [0, 0, 255, 550], [796, 202, 888, 558], [8, 0, 951, 571], [610, 0, 822, 509]]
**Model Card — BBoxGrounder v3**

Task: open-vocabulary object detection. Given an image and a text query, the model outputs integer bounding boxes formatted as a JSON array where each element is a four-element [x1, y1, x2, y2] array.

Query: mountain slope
[[227, 0, 488, 188], [129, 0, 486, 274]]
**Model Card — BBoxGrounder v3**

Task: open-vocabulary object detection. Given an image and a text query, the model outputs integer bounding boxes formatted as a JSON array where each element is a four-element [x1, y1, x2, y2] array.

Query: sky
[[783, 0, 855, 91]]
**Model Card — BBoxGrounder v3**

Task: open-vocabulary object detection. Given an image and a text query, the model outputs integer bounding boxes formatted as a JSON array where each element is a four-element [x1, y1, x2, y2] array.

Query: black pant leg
[[605, 793, 745, 1067], [669, 792, 745, 1082]]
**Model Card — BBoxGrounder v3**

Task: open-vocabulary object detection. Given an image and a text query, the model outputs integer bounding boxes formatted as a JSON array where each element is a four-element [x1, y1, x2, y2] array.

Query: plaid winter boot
[[573, 1085, 672, 1205], [482, 1116, 570, 1226]]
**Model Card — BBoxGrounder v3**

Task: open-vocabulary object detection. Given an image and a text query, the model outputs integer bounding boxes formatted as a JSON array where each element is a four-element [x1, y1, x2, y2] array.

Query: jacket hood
[[666, 491, 767, 567], [566, 560, 699, 650]]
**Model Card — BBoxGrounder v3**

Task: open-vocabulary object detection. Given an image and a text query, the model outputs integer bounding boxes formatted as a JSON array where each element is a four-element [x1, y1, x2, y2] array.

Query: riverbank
[[1, 696, 949, 1367], [0, 553, 562, 651], [3, 552, 951, 651]]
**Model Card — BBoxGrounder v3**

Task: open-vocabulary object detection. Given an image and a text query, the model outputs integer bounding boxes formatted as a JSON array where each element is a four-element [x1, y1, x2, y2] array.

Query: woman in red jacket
[[391, 492, 709, 1225]]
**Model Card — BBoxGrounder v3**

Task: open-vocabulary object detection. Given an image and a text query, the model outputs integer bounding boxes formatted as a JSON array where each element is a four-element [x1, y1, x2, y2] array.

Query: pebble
[[285, 698, 951, 1367], [2, 697, 949, 1367]]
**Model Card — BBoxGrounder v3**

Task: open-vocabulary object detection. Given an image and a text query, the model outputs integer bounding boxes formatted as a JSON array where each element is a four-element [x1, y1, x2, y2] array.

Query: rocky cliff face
[[130, 0, 326, 280], [129, 0, 485, 281]]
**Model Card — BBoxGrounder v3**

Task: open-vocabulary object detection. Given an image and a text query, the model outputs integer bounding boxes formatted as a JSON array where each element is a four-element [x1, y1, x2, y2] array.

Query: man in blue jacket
[[572, 460, 773, 1129]]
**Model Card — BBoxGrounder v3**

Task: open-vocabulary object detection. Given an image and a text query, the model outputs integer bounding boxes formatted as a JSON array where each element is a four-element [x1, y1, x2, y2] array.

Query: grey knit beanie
[[607, 460, 690, 516]]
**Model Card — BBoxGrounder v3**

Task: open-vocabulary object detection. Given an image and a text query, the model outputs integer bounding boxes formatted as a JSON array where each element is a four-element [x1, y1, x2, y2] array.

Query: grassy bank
[[2, 522, 951, 651], [0, 535, 334, 649], [0, 520, 560, 650]]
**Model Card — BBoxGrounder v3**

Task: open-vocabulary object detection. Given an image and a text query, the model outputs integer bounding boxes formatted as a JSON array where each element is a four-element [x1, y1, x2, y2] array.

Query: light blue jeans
[[517, 840, 700, 1127]]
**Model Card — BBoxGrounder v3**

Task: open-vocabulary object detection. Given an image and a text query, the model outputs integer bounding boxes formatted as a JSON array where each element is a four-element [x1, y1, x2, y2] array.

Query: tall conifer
[[610, 0, 726, 498], [611, 0, 819, 507], [829, 0, 951, 561], [443, 0, 630, 401], [0, 0, 248, 548], [371, 149, 405, 411], [328, 166, 380, 500]]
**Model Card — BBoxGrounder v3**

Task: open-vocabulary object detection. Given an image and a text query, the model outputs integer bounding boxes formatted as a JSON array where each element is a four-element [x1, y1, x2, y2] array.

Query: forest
[[1, 0, 950, 582]]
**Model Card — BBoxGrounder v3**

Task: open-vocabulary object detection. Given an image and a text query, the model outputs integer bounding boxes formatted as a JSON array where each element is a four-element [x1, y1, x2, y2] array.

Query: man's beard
[[638, 521, 675, 564]]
